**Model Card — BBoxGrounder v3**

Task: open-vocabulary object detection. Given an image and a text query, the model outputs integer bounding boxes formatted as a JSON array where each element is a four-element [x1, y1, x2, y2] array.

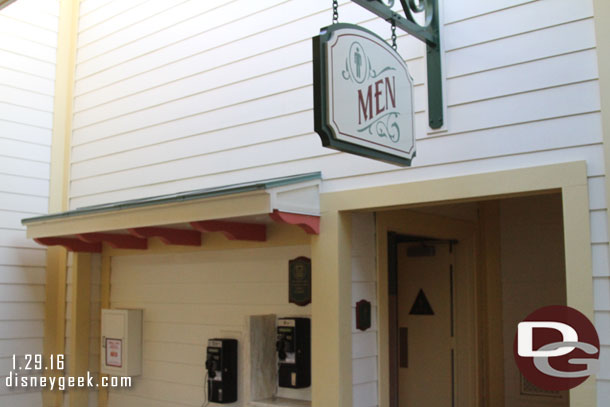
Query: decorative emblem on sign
[[313, 23, 415, 166], [341, 42, 402, 144]]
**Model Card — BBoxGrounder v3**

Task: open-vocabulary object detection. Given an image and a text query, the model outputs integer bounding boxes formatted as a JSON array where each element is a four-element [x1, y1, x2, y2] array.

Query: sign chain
[[391, 20, 397, 50], [332, 0, 339, 24]]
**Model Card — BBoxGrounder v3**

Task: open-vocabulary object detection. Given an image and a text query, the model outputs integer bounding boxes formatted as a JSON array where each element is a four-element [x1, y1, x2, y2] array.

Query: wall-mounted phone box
[[277, 317, 310, 389], [101, 309, 142, 376], [206, 338, 238, 404]]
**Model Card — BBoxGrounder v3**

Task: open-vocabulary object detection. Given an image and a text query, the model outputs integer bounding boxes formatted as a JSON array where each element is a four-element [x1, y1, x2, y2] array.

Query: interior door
[[397, 241, 455, 406]]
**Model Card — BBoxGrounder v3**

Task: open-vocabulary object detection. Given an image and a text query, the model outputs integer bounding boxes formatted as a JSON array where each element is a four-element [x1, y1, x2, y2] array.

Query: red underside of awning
[[34, 210, 319, 253]]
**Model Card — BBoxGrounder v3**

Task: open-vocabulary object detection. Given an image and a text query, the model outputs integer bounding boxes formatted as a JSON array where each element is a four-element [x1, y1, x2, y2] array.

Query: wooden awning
[[22, 173, 321, 252]]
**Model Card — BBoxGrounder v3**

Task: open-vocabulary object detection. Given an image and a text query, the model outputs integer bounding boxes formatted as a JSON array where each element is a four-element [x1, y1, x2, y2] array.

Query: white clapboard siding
[[443, 0, 535, 24], [0, 48, 55, 79], [0, 156, 50, 180], [0, 2, 58, 407], [446, 19, 596, 78], [70, 107, 602, 200], [0, 194, 49, 214], [72, 1, 368, 98], [78, 0, 155, 33], [444, 0, 592, 51], [109, 245, 311, 406], [67, 1, 610, 404], [0, 15, 58, 48], [0, 85, 54, 112], [75, 0, 286, 78], [0, 35, 56, 64], [0, 121, 52, 146], [70, 21, 599, 194], [351, 213, 378, 407]]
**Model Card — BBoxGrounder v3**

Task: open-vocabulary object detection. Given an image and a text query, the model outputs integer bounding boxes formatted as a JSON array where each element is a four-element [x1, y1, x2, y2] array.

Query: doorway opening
[[382, 192, 568, 407]]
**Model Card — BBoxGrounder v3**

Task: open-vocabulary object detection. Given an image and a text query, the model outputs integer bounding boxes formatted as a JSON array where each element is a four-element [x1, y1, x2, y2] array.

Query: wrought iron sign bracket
[[351, 0, 443, 128]]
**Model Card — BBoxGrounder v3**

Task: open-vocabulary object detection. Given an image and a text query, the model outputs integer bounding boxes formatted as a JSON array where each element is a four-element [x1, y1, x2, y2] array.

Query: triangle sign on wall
[[409, 289, 434, 315]]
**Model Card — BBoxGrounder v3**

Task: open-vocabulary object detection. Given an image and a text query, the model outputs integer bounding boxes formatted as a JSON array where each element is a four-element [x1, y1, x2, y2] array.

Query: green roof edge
[[22, 172, 322, 225]]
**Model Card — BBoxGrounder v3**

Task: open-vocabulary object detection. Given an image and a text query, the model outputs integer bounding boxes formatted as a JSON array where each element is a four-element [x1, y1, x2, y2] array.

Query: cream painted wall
[[0, 0, 59, 405], [106, 245, 310, 407], [500, 194, 569, 407]]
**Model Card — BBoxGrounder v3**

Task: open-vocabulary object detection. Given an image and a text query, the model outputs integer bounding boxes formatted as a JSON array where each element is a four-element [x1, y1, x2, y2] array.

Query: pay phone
[[205, 338, 237, 404], [276, 317, 310, 388]]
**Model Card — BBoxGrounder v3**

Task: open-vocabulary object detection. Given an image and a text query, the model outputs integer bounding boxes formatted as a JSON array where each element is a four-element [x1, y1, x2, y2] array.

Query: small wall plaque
[[356, 299, 371, 331], [289, 257, 311, 306]]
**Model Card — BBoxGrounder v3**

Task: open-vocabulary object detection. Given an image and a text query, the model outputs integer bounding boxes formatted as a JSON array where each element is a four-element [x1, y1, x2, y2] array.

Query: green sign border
[[312, 23, 415, 167]]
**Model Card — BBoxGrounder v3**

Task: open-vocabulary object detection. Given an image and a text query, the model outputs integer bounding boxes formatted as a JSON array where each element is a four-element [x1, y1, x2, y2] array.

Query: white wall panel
[[70, 112, 602, 202], [0, 49, 55, 79], [0, 15, 58, 47], [592, 244, 610, 278], [446, 49, 598, 106], [591, 210, 610, 244], [76, 0, 285, 77], [0, 2, 57, 407], [596, 311, 610, 345], [0, 193, 49, 214], [446, 19, 596, 78], [73, 1, 370, 97], [78, 0, 163, 38], [0, 302, 44, 321], [0, 138, 52, 162], [599, 346, 610, 380], [0, 102, 52, 129], [0, 121, 53, 145], [0, 156, 50, 179], [444, 0, 593, 50], [443, 0, 535, 24], [353, 381, 378, 407], [599, 380, 610, 406], [0, 35, 56, 64], [351, 213, 378, 406], [594, 278, 610, 311], [589, 176, 607, 210], [73, 62, 312, 132], [0, 67, 54, 95]]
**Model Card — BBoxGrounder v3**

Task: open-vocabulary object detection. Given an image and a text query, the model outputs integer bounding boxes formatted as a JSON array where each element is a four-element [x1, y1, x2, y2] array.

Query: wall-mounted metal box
[[101, 308, 143, 377]]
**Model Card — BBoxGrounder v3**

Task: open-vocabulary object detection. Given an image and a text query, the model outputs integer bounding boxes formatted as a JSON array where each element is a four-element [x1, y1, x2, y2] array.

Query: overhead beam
[[76, 232, 147, 250], [35, 237, 101, 253]]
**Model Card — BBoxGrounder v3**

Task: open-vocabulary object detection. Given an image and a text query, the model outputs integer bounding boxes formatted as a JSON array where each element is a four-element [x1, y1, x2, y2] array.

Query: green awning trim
[[22, 172, 322, 225]]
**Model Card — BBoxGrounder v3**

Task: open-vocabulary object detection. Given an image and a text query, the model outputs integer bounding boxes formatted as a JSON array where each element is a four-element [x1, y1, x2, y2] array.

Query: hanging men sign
[[313, 23, 415, 166]]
